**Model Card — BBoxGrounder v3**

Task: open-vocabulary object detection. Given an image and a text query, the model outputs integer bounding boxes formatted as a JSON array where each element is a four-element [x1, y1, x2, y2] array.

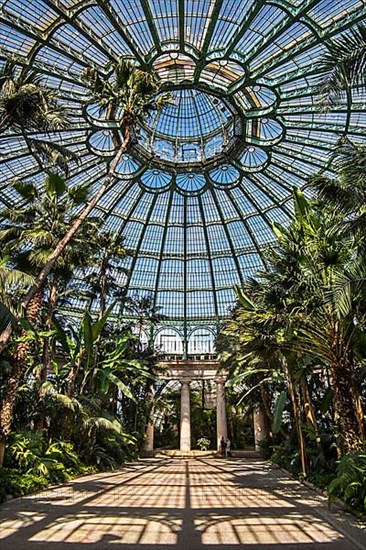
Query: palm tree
[[0, 61, 75, 173], [223, 283, 309, 475], [0, 257, 34, 317], [224, 189, 365, 458], [316, 23, 366, 108], [85, 231, 128, 320], [0, 172, 98, 316], [272, 190, 365, 454], [310, 138, 366, 243], [0, 61, 68, 132], [124, 293, 165, 345], [0, 258, 34, 347], [19, 58, 171, 313], [0, 173, 98, 465]]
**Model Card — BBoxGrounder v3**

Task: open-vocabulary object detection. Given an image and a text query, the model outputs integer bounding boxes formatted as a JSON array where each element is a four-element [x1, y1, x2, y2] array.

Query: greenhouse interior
[[0, 0, 366, 548]]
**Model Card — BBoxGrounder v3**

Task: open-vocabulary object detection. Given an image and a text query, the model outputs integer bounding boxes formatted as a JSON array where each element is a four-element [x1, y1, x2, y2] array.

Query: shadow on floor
[[0, 458, 364, 549]]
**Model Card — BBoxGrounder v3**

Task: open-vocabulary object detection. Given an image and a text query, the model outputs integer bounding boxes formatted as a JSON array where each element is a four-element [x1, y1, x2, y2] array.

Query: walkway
[[0, 458, 365, 549]]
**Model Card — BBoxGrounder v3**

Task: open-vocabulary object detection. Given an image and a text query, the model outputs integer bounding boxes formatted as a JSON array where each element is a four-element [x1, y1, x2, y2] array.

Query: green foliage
[[0, 62, 68, 132], [0, 432, 97, 503], [197, 437, 211, 451], [271, 440, 302, 476], [316, 24, 366, 109], [0, 468, 49, 502], [328, 452, 366, 513], [272, 391, 287, 435], [0, 173, 99, 275], [82, 57, 172, 133], [5, 431, 85, 479]]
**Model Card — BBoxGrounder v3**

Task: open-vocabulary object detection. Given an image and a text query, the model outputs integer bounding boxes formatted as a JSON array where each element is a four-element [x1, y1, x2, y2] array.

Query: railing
[[158, 353, 218, 362]]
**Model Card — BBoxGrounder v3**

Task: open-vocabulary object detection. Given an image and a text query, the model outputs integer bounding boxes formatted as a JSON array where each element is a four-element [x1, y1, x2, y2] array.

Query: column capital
[[180, 378, 191, 385], [215, 377, 226, 385]]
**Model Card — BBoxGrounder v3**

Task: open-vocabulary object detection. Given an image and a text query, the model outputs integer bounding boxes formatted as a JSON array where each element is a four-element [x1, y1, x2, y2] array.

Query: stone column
[[216, 379, 228, 450], [254, 404, 269, 454], [180, 379, 191, 452], [145, 385, 155, 453]]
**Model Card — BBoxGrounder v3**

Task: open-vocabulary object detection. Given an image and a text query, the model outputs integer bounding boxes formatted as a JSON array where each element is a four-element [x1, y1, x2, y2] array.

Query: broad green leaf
[[272, 391, 287, 434], [226, 368, 270, 388], [92, 303, 115, 341], [293, 187, 310, 220], [237, 377, 273, 406], [234, 285, 255, 310], [69, 184, 89, 205], [82, 312, 94, 367], [13, 180, 37, 201], [0, 302, 17, 332], [85, 415, 124, 435], [51, 316, 70, 353], [45, 172, 66, 198], [105, 371, 136, 402], [272, 221, 287, 241]]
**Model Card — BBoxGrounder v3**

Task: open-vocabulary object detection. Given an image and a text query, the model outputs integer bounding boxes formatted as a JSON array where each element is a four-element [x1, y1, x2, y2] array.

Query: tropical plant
[[197, 437, 210, 451], [0, 173, 98, 465], [328, 452, 366, 513], [19, 58, 172, 316], [316, 23, 366, 108], [0, 61, 68, 132], [0, 60, 75, 174], [125, 293, 166, 344], [0, 257, 34, 338], [310, 138, 366, 244], [221, 188, 366, 472], [83, 231, 128, 319]]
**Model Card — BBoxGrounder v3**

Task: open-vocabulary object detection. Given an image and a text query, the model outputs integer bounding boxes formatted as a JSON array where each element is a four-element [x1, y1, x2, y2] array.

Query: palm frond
[[85, 415, 124, 435], [12, 179, 38, 202], [29, 139, 77, 175], [328, 259, 366, 317], [316, 24, 366, 108]]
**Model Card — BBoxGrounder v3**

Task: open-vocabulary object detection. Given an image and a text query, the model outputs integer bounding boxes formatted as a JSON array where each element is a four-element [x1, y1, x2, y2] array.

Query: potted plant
[[197, 437, 210, 451]]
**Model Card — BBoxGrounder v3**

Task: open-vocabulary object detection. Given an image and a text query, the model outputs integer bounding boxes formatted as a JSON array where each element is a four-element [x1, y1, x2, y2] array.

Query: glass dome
[[0, 0, 365, 323], [138, 88, 234, 164]]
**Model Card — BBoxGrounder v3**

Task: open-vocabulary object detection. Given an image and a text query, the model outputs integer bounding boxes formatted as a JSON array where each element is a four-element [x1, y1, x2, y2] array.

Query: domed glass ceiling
[[0, 0, 365, 323]]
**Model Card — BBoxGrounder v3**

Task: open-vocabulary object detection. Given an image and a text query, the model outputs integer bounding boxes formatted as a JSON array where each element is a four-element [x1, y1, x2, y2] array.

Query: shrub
[[327, 452, 366, 513], [0, 432, 97, 502], [0, 469, 49, 502], [197, 437, 211, 451]]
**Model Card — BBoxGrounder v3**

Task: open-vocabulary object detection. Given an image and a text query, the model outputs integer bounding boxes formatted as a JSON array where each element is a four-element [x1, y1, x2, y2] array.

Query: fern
[[328, 452, 366, 512]]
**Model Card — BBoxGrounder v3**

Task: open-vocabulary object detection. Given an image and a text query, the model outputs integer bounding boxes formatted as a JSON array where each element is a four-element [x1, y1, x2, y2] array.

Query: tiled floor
[[0, 458, 365, 549]]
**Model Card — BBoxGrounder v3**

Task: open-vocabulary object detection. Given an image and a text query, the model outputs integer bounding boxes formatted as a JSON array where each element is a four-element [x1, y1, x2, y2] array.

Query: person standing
[[220, 437, 226, 458], [226, 438, 231, 458]]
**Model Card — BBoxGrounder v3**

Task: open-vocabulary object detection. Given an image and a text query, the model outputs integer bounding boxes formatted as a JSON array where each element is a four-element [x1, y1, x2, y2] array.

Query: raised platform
[[146, 449, 260, 459]]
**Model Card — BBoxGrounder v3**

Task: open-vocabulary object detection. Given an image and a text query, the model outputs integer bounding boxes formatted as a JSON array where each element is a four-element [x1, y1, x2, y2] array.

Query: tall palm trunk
[[0, 129, 132, 353], [22, 129, 132, 310], [300, 377, 323, 454], [36, 280, 58, 433], [259, 384, 274, 442], [0, 323, 12, 353], [283, 359, 308, 477], [328, 320, 364, 455], [66, 349, 85, 398], [331, 360, 363, 455], [0, 360, 23, 466], [99, 257, 108, 320], [0, 291, 42, 466]]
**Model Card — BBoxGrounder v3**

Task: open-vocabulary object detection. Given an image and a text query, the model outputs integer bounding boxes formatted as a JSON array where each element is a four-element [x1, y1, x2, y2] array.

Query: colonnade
[[146, 377, 228, 452]]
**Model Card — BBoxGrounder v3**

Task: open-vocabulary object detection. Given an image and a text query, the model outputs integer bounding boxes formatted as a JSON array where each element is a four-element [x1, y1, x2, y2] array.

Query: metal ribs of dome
[[0, 0, 365, 323]]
